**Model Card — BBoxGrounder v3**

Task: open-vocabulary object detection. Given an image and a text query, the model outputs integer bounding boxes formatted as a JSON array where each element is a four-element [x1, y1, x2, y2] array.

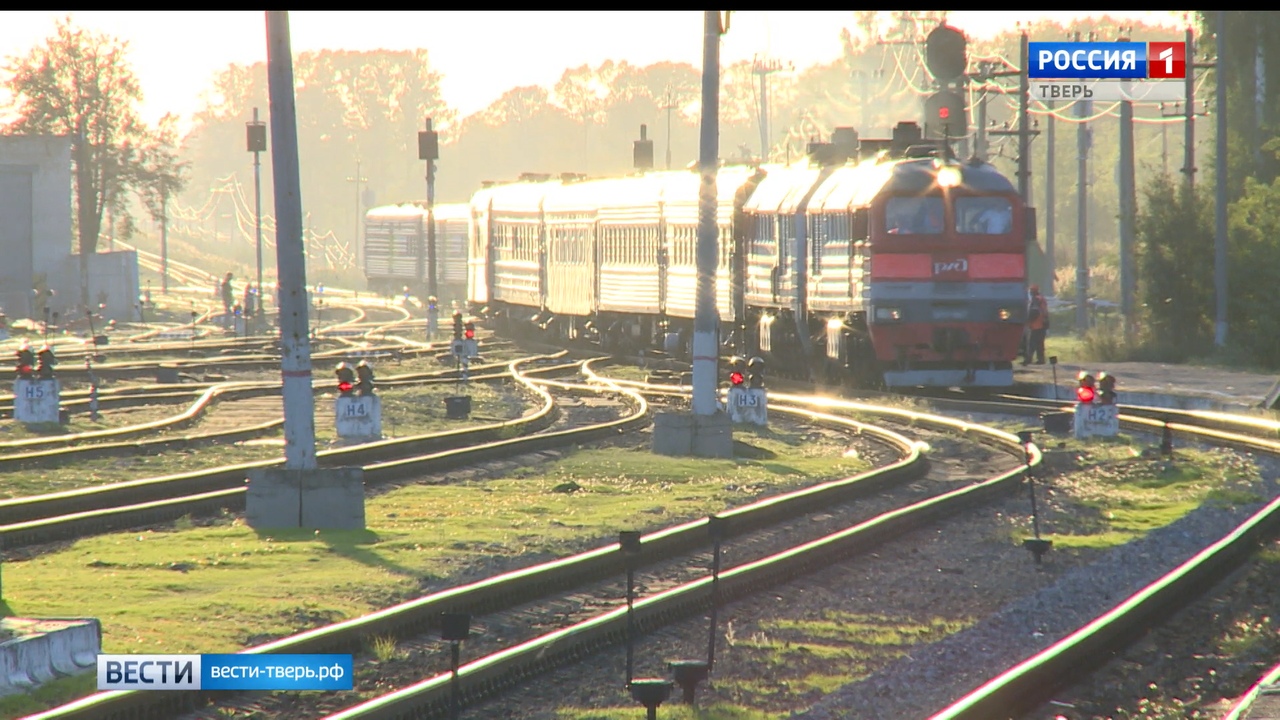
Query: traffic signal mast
[[16, 345, 34, 379], [36, 346, 56, 379], [335, 362, 355, 396], [355, 360, 375, 396], [1076, 371, 1097, 404], [452, 311, 464, 341], [728, 356, 745, 387], [747, 357, 765, 389], [924, 23, 969, 142]]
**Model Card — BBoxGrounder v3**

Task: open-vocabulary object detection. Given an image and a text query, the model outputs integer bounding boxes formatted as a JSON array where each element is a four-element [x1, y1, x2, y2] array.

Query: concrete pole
[[1044, 100, 1056, 296], [426, 155, 438, 338], [1076, 95, 1091, 334], [1119, 99, 1136, 338], [1215, 11, 1228, 347], [160, 188, 169, 294], [692, 11, 722, 416], [265, 10, 317, 470], [1017, 32, 1031, 203], [1185, 26, 1196, 191], [253, 107, 264, 320]]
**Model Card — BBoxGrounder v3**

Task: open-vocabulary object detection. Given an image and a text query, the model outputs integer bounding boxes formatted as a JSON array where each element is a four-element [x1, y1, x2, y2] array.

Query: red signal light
[[464, 329, 475, 340], [938, 107, 950, 119], [338, 381, 353, 393], [17, 365, 30, 376], [1076, 386, 1095, 403], [730, 371, 745, 386]]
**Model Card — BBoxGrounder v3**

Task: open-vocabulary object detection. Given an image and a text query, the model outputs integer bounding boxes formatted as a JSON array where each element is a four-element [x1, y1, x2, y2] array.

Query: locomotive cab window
[[884, 196, 944, 235], [955, 197, 1013, 235]]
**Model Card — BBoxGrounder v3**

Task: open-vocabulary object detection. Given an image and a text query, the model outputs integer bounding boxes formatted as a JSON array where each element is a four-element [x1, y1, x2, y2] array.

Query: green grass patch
[[1043, 445, 1266, 550], [0, 382, 531, 499], [0, 673, 97, 719], [1, 427, 866, 716]]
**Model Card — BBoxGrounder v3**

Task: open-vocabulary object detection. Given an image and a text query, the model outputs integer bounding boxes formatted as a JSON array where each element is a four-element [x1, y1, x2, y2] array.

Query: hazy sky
[[0, 11, 1185, 129]]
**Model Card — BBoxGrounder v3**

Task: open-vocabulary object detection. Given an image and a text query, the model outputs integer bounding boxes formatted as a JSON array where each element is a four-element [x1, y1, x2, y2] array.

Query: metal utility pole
[[1076, 94, 1091, 334], [247, 107, 267, 320], [1017, 31, 1031, 202], [419, 117, 440, 338], [692, 10, 723, 416], [1185, 26, 1197, 190], [752, 56, 785, 160], [1119, 97, 1136, 338], [1044, 100, 1055, 295], [1256, 22, 1267, 171], [661, 90, 677, 170], [265, 10, 317, 470], [974, 68, 989, 161], [1214, 11, 1228, 347]]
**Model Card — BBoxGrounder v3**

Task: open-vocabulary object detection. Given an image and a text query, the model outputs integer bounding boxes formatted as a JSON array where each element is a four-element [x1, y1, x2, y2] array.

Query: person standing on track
[[1023, 284, 1049, 365], [220, 272, 234, 328]]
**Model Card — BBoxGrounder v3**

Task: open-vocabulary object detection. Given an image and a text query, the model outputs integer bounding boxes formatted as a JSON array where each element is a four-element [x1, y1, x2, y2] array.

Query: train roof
[[476, 166, 762, 224], [365, 203, 470, 222]]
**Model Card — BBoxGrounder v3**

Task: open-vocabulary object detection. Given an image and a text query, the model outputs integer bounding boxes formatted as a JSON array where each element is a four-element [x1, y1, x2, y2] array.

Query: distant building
[[0, 134, 139, 322]]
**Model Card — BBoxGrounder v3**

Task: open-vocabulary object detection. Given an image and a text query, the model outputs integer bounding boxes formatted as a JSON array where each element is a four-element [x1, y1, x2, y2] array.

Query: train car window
[[884, 196, 944, 235], [955, 197, 1013, 234]]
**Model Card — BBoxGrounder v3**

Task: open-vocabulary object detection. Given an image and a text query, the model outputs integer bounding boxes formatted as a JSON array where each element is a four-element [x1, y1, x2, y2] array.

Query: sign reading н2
[[1028, 42, 1186, 79]]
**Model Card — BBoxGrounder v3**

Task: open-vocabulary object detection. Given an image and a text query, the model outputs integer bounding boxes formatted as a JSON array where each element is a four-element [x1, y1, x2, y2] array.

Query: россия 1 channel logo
[[1028, 41, 1186, 79]]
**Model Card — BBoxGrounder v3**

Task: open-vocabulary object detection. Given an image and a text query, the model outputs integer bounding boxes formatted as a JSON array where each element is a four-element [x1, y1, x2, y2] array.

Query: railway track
[[0, 355, 636, 551], [29, 368, 1044, 720]]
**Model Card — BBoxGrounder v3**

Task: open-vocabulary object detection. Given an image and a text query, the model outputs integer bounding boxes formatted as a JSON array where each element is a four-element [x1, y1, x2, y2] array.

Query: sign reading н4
[[1028, 42, 1187, 79]]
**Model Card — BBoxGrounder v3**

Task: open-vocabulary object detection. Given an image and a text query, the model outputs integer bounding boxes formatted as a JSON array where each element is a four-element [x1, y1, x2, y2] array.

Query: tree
[[3, 17, 161, 303], [1134, 174, 1214, 358], [136, 114, 190, 293]]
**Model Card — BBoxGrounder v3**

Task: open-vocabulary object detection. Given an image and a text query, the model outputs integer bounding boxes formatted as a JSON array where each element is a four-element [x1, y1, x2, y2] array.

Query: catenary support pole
[[1214, 11, 1228, 347], [1119, 98, 1136, 338], [1075, 92, 1091, 334], [692, 10, 722, 416], [266, 11, 317, 470]]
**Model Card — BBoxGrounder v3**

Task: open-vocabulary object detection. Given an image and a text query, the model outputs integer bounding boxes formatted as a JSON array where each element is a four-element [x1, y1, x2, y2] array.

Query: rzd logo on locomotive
[[932, 257, 969, 279]]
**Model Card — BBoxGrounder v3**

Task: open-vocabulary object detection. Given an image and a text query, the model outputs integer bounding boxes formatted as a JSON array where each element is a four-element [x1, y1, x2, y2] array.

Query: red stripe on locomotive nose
[[966, 253, 1025, 279], [869, 254, 932, 279]]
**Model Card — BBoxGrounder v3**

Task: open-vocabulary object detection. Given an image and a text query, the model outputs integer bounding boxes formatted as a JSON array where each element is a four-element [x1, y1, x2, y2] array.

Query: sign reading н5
[[1028, 42, 1186, 79]]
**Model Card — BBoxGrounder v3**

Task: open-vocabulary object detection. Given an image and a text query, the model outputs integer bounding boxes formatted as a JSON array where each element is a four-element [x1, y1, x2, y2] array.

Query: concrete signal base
[[652, 411, 733, 458], [245, 467, 366, 530]]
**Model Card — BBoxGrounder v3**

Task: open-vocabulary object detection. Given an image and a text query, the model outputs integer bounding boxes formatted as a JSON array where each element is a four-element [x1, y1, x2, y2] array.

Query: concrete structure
[[335, 395, 382, 440], [55, 251, 141, 322], [728, 387, 768, 427], [0, 135, 73, 319], [1074, 404, 1119, 439], [13, 379, 61, 424], [652, 411, 733, 458], [0, 135, 140, 323], [246, 467, 366, 530], [0, 618, 101, 697]]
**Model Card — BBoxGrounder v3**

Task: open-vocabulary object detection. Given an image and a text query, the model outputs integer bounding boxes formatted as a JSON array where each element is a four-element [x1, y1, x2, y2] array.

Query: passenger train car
[[466, 122, 1036, 389], [362, 203, 469, 300]]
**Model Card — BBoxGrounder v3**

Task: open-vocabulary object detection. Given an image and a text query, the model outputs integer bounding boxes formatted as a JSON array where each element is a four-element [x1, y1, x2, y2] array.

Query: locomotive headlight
[[874, 307, 902, 322], [998, 307, 1013, 321], [936, 165, 962, 188]]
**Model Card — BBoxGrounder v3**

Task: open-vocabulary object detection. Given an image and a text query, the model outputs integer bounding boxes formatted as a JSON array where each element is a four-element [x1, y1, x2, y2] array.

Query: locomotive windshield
[[884, 196, 944, 235], [955, 196, 1013, 235]]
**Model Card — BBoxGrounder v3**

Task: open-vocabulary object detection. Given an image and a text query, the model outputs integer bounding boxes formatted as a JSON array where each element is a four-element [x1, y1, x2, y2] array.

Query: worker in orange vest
[[1023, 284, 1049, 365]]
